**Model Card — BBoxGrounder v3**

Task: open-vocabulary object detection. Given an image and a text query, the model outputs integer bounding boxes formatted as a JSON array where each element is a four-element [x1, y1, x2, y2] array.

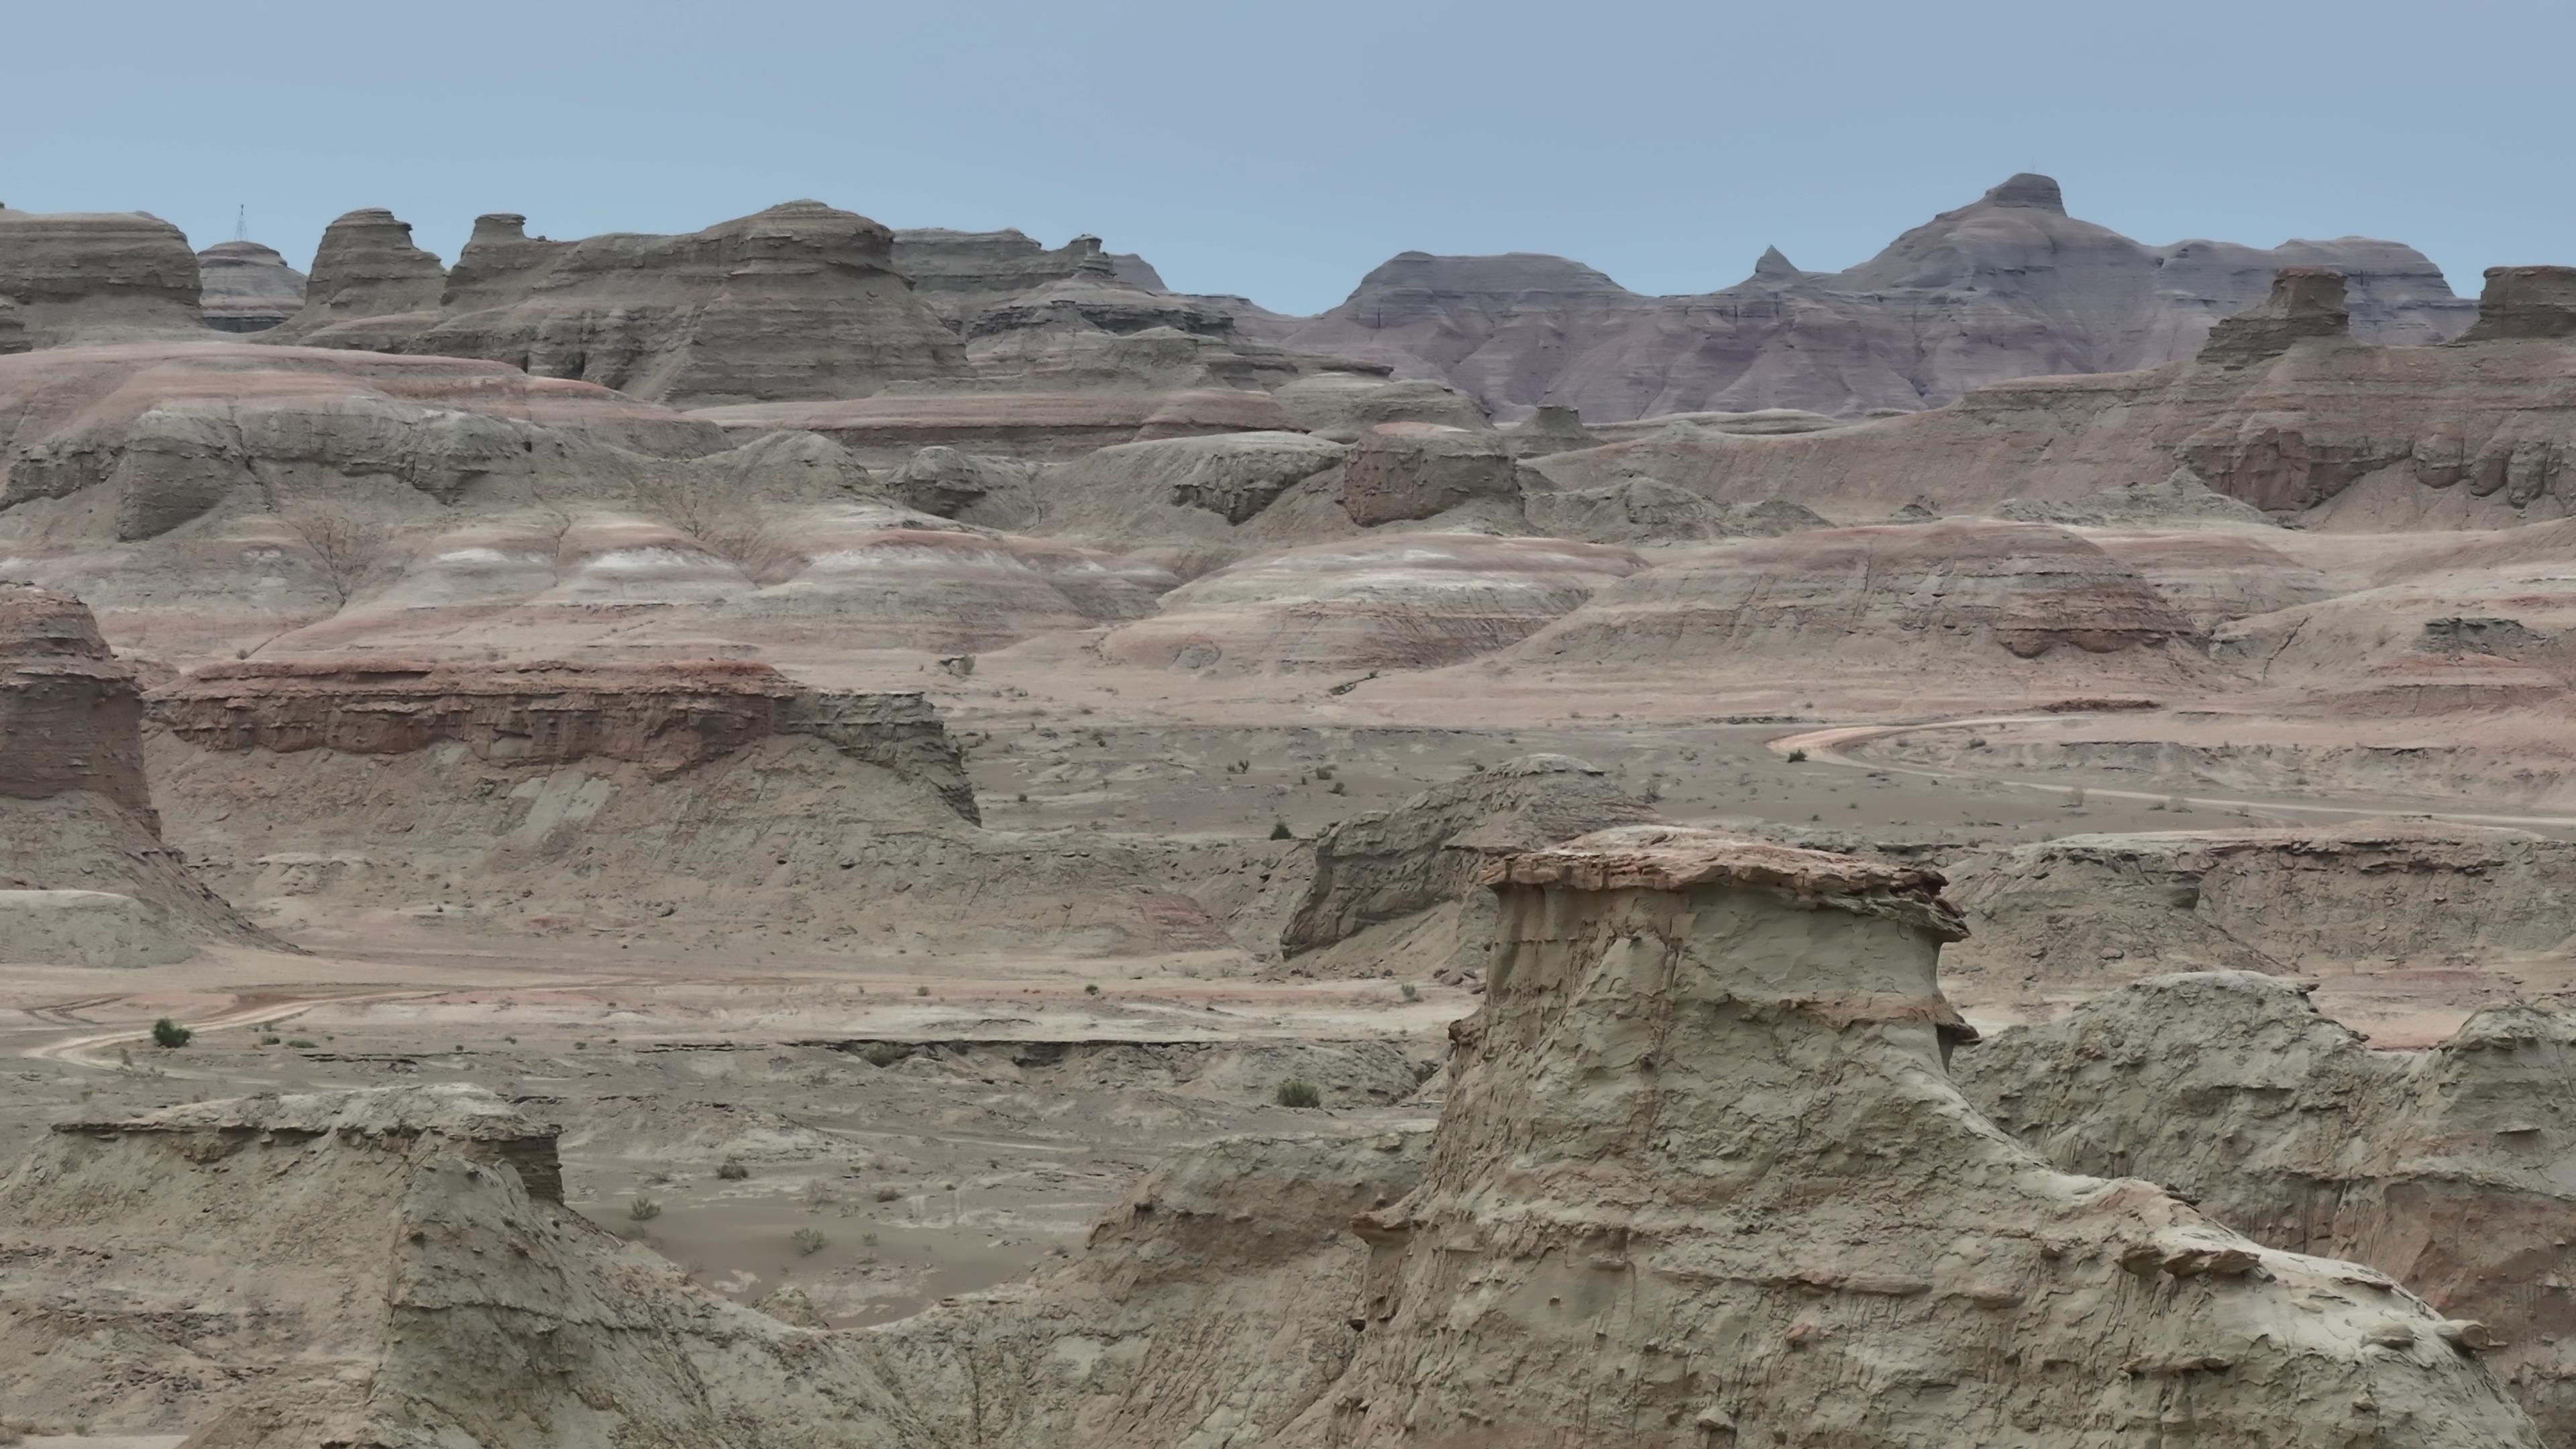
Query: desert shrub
[[150, 1018, 191, 1049], [627, 1195, 663, 1222], [860, 1042, 906, 1068], [1785, 749, 1809, 763], [1399, 983, 1420, 1002], [791, 1227, 828, 1256], [1083, 982, 1102, 996], [1269, 821, 1295, 841], [259, 1033, 281, 1045], [1276, 1078, 1322, 1109], [715, 1159, 751, 1181], [286, 1038, 317, 1049], [873, 1185, 904, 1203], [914, 985, 930, 997]]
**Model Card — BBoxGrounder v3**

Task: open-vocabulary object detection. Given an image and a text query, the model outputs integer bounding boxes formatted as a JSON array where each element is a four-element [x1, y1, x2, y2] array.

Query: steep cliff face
[[890, 227, 1165, 323], [153, 657, 978, 818], [276, 203, 969, 407], [1958, 971, 2576, 1440], [1274, 754, 1660, 977], [1278, 175, 2469, 423], [0, 584, 266, 957], [1537, 264, 2576, 527], [1301, 826, 2539, 1446], [0, 205, 203, 350]]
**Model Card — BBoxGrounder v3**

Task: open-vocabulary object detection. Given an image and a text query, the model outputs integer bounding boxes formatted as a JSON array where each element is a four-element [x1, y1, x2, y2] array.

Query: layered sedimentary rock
[[1301, 826, 2538, 1445], [277, 203, 968, 406], [1508, 519, 2205, 675], [1278, 754, 1659, 972], [153, 657, 978, 818], [1538, 264, 2576, 527], [1938, 824, 2576, 991], [193, 240, 307, 333], [891, 227, 1167, 323], [0, 341, 726, 541], [692, 384, 1296, 464], [282, 207, 445, 331], [1337, 422, 1523, 526], [882, 444, 1039, 526], [0, 205, 202, 350], [1957, 971, 2576, 1438], [1272, 370, 1491, 441], [0, 584, 264, 956], [2457, 266, 2576, 342], [1100, 537, 1644, 676], [1278, 174, 2470, 421]]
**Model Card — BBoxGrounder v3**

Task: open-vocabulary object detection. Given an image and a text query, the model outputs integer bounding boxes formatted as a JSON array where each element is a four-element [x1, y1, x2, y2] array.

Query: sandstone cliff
[[1277, 174, 2469, 422], [0, 204, 203, 350], [1958, 971, 2576, 1438]]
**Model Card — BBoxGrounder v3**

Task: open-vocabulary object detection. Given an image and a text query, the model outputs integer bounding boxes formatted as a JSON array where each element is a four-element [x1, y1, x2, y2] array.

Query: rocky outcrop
[[1, 581, 151, 813], [0, 340, 728, 541], [1337, 422, 1523, 525], [278, 203, 969, 407], [1939, 823, 2576, 990], [1499, 402, 1597, 457], [1276, 175, 2471, 422], [2197, 266, 2352, 366], [0, 584, 264, 957], [2458, 266, 2576, 342], [194, 240, 307, 333], [1957, 971, 2576, 1438], [1305, 826, 2540, 1446], [1538, 264, 2576, 527], [891, 227, 1167, 323], [152, 657, 978, 820], [1029, 431, 1355, 551], [0, 205, 202, 350], [281, 207, 445, 331], [1272, 370, 1490, 441], [1509, 519, 2206, 676], [1101, 539, 1644, 678], [1279, 755, 1658, 967], [883, 444, 1040, 526]]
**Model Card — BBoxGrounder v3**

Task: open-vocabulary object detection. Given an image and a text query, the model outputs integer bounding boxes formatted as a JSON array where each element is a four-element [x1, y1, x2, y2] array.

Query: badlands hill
[[1275, 173, 2472, 419]]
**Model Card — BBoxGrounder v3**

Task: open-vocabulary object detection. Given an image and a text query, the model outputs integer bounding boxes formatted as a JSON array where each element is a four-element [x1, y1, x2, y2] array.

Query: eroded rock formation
[[1957, 971, 2576, 1438], [0, 583, 265, 959], [193, 240, 307, 333], [276, 203, 969, 406], [1337, 422, 1523, 526], [1277, 174, 2470, 422], [0, 205, 202, 350], [152, 657, 979, 818], [1539, 264, 2576, 527], [1309, 826, 2539, 1445]]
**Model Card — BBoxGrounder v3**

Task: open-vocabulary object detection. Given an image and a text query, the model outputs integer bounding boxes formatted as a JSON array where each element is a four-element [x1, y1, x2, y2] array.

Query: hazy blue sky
[[7, 0, 2567, 315]]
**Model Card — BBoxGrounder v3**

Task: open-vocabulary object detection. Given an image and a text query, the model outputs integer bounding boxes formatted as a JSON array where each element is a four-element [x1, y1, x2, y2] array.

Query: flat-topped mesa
[[0, 583, 150, 815], [192, 240, 307, 333], [55, 1083, 566, 1201], [2198, 266, 2352, 365], [2459, 264, 2576, 342], [0, 206, 202, 349], [286, 207, 445, 323], [150, 657, 979, 821], [1982, 170, 2068, 212], [1320, 823, 2541, 1446]]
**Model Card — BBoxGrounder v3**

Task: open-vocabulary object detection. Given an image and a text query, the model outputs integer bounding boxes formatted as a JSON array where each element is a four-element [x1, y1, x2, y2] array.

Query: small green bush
[[150, 1018, 192, 1049], [1083, 982, 1102, 996], [873, 1185, 904, 1203], [914, 985, 930, 997], [1399, 983, 1420, 1002], [1269, 821, 1295, 841], [286, 1038, 317, 1049], [1275, 1078, 1322, 1109], [1785, 748, 1809, 763], [715, 1159, 751, 1181], [791, 1227, 828, 1256], [627, 1195, 663, 1222]]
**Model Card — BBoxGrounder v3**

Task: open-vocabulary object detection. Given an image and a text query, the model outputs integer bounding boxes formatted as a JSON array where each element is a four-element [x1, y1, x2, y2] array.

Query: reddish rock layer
[[152, 657, 978, 820]]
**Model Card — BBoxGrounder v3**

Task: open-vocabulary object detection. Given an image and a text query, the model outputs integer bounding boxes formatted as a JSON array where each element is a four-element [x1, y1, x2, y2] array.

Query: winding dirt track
[[19, 989, 441, 1071], [1768, 715, 2576, 830]]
